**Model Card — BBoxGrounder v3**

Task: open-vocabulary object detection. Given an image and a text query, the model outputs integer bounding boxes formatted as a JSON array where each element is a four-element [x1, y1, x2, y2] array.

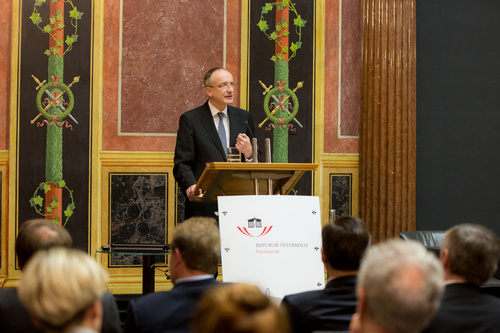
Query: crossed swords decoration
[[31, 74, 79, 128], [258, 80, 304, 130]]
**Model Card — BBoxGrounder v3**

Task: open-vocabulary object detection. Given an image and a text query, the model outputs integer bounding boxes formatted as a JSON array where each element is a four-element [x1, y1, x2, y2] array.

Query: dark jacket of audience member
[[281, 216, 370, 333], [123, 217, 220, 333]]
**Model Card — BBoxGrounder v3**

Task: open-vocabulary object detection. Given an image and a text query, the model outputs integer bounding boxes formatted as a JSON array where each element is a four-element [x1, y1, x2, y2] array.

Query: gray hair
[[358, 239, 444, 333]]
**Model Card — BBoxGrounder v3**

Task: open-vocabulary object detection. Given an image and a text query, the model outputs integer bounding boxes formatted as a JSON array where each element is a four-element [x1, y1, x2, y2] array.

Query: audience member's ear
[[349, 313, 362, 333], [357, 287, 368, 317], [440, 248, 449, 269], [320, 247, 327, 264], [89, 300, 104, 332], [491, 264, 498, 278]]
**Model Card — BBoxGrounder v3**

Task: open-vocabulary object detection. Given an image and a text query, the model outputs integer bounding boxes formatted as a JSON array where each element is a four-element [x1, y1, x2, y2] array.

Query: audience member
[[349, 239, 444, 333], [0, 219, 121, 333], [281, 216, 371, 332], [193, 283, 290, 333], [123, 217, 220, 333], [422, 223, 500, 333], [18, 247, 108, 333]]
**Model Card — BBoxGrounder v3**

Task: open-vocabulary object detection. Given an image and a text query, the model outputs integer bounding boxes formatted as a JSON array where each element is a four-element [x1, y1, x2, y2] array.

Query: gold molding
[[0, 152, 8, 284], [240, 0, 250, 109], [100, 151, 174, 167], [313, 0, 326, 197], [5, 0, 23, 288], [90, 0, 105, 266]]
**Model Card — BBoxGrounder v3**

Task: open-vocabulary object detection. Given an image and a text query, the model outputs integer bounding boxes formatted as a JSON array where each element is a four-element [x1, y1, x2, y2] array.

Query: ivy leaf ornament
[[257, 19, 269, 32]]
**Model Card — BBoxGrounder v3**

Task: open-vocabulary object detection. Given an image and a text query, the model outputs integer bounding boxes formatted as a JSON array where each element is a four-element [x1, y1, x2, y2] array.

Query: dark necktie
[[217, 112, 227, 157]]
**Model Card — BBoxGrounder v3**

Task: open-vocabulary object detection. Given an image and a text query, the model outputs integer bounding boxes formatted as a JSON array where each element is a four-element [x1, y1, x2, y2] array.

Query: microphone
[[244, 120, 256, 138]]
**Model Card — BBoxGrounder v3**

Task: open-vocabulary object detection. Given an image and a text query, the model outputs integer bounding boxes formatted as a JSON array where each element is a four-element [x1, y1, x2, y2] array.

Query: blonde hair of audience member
[[18, 248, 108, 333], [170, 217, 220, 282], [351, 240, 444, 333], [193, 283, 290, 333], [441, 223, 500, 286]]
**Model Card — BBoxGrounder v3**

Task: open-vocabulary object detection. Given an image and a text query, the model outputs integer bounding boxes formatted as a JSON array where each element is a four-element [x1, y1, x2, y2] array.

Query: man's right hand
[[186, 184, 202, 201]]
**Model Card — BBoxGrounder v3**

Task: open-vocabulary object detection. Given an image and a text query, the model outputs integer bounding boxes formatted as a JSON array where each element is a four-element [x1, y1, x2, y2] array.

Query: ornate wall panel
[[108, 173, 167, 266], [11, 0, 92, 253], [321, 154, 358, 224], [330, 173, 352, 217], [99, 152, 176, 294]]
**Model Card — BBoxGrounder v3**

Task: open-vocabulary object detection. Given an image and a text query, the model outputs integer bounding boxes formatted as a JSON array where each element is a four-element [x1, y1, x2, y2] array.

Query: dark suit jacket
[[173, 101, 255, 219], [422, 283, 500, 333], [281, 275, 358, 333], [0, 288, 120, 333], [123, 278, 218, 333]]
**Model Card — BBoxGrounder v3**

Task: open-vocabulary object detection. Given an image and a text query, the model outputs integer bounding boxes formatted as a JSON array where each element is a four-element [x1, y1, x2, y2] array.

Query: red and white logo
[[237, 218, 273, 238]]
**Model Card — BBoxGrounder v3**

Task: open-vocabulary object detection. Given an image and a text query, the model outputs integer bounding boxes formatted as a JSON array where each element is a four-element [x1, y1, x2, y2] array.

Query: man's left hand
[[235, 133, 253, 159]]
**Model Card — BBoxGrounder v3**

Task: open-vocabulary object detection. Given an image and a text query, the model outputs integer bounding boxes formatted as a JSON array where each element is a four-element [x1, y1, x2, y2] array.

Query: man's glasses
[[207, 82, 237, 90]]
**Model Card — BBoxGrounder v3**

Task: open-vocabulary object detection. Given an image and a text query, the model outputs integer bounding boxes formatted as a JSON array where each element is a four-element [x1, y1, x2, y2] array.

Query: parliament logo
[[237, 218, 273, 238]]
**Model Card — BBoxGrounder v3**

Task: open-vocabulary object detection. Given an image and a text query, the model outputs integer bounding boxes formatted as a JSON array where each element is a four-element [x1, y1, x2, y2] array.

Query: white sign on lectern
[[218, 195, 325, 300]]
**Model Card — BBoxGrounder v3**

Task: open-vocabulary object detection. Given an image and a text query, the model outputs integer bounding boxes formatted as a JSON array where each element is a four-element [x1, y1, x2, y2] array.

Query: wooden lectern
[[194, 162, 318, 201]]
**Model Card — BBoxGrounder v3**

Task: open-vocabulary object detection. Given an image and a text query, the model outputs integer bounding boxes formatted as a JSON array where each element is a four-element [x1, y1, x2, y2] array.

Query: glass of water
[[227, 147, 241, 162]]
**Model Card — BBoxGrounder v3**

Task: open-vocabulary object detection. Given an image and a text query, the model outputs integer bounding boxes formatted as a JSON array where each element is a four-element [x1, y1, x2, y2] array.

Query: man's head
[[204, 67, 235, 111], [193, 283, 290, 333], [355, 240, 444, 333], [440, 223, 500, 285], [18, 248, 108, 332], [322, 216, 370, 272], [15, 219, 72, 270], [170, 217, 220, 282]]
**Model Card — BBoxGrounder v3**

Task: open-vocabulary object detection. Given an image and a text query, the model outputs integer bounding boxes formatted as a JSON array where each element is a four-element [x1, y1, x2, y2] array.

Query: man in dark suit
[[123, 217, 220, 333], [281, 216, 371, 333], [0, 219, 121, 333], [422, 223, 500, 333], [174, 67, 255, 220]]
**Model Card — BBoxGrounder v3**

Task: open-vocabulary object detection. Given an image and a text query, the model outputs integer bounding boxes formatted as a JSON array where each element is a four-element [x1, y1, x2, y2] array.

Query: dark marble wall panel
[[109, 174, 167, 266], [176, 187, 185, 225], [120, 0, 224, 134], [330, 173, 352, 217]]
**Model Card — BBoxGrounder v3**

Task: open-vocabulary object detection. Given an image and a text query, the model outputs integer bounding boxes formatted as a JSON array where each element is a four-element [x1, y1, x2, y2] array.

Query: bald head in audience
[[15, 218, 72, 269], [350, 239, 444, 333]]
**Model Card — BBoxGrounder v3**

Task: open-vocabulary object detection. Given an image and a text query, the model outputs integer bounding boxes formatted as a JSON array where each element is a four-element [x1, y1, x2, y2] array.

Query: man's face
[[205, 69, 235, 111]]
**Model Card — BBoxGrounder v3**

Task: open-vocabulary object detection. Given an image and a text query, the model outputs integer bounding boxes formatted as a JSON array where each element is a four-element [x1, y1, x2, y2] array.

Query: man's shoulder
[[283, 289, 324, 307], [228, 105, 250, 115], [0, 288, 43, 332], [132, 279, 218, 307], [183, 102, 210, 116]]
